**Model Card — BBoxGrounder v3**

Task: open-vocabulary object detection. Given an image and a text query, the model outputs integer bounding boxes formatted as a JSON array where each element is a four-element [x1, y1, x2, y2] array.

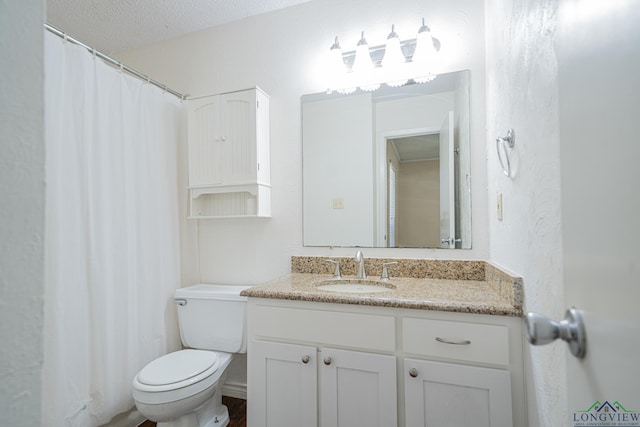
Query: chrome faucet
[[354, 250, 367, 279]]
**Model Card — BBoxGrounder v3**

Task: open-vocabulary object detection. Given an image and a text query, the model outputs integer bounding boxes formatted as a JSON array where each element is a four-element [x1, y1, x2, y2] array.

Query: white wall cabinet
[[187, 87, 270, 218], [246, 299, 526, 427]]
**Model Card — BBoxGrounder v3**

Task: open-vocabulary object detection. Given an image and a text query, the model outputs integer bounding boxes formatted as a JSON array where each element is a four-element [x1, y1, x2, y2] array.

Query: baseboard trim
[[222, 381, 247, 400]]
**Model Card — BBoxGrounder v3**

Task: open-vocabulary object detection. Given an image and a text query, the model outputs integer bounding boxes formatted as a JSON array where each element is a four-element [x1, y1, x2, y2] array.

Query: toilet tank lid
[[174, 284, 252, 301]]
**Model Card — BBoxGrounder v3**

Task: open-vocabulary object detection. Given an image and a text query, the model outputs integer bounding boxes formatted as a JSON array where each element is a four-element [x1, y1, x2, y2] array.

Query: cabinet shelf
[[188, 183, 271, 219]]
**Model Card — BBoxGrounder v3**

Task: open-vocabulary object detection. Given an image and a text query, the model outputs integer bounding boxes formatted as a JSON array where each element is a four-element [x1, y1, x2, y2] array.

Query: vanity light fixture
[[328, 18, 440, 93]]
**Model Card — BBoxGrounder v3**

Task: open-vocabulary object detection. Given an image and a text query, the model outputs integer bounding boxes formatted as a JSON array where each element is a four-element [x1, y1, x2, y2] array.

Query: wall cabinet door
[[250, 340, 317, 427], [188, 88, 269, 187], [188, 94, 224, 186], [404, 358, 513, 427], [320, 347, 397, 427], [218, 90, 259, 185]]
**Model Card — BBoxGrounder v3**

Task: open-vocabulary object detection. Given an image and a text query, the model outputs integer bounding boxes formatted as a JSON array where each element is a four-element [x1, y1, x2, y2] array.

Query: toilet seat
[[137, 349, 220, 390], [133, 350, 231, 406]]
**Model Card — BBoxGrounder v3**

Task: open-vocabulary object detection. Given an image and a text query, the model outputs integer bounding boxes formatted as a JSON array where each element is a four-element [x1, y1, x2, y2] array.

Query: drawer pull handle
[[435, 337, 472, 345], [408, 368, 419, 378], [301, 355, 310, 364], [323, 356, 332, 366]]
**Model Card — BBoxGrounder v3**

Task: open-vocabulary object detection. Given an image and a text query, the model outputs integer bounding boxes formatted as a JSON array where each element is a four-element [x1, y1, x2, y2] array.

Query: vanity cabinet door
[[319, 347, 397, 427], [249, 340, 317, 427], [404, 358, 513, 427]]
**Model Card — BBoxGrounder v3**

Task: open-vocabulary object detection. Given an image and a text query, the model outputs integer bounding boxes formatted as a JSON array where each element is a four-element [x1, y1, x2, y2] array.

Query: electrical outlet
[[333, 198, 345, 209], [497, 193, 503, 221]]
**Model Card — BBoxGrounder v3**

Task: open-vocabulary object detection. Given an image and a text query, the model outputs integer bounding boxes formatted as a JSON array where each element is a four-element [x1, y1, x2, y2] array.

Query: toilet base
[[156, 386, 229, 427]]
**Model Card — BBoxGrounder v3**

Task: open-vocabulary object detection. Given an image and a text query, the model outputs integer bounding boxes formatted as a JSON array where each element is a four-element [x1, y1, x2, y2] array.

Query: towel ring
[[496, 129, 515, 177]]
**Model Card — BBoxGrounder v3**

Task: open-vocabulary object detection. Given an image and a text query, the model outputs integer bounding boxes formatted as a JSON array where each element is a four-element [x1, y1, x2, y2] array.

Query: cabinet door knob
[[408, 368, 419, 378], [301, 355, 310, 364], [323, 356, 332, 366]]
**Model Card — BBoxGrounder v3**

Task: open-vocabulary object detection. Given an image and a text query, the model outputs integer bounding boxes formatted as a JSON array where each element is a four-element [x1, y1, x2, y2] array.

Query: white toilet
[[132, 284, 250, 427]]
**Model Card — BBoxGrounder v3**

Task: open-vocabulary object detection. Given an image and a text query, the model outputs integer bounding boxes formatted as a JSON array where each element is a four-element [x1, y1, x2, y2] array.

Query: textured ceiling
[[46, 0, 313, 53]]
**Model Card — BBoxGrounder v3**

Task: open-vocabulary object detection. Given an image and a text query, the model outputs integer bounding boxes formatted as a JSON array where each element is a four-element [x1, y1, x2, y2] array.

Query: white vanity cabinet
[[246, 298, 526, 427], [187, 87, 270, 218], [247, 299, 398, 427], [402, 316, 517, 427], [404, 359, 511, 427], [250, 340, 397, 427], [319, 347, 397, 427], [251, 340, 318, 427]]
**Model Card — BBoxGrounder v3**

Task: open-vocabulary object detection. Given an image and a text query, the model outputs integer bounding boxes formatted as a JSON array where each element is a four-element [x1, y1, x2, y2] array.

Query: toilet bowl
[[133, 350, 232, 426], [132, 284, 249, 427]]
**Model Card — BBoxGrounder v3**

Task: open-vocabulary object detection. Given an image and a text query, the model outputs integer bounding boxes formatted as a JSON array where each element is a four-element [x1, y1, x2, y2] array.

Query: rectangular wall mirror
[[302, 70, 471, 249]]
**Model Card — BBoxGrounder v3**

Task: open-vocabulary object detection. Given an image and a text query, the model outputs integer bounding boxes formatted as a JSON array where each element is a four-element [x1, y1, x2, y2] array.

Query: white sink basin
[[314, 279, 396, 294]]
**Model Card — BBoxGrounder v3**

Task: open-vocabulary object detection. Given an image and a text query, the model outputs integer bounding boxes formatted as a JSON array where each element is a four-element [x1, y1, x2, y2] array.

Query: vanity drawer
[[250, 302, 396, 352], [402, 317, 510, 366]]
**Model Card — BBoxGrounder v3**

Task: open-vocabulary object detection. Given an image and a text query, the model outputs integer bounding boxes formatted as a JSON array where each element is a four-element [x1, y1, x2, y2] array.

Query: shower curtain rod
[[45, 23, 187, 100]]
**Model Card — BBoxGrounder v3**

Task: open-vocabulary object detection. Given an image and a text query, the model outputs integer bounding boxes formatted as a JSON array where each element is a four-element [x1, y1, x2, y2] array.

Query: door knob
[[525, 308, 586, 358], [323, 356, 332, 366]]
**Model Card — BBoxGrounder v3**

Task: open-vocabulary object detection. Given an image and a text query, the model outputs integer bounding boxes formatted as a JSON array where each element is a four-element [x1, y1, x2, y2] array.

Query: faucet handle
[[325, 259, 341, 278], [381, 262, 398, 281]]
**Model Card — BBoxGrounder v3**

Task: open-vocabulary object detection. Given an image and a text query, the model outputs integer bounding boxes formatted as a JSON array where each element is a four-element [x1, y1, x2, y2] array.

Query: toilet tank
[[174, 284, 251, 353]]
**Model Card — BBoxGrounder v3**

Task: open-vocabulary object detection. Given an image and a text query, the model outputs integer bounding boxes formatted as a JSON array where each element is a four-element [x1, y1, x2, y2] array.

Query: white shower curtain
[[43, 31, 183, 426]]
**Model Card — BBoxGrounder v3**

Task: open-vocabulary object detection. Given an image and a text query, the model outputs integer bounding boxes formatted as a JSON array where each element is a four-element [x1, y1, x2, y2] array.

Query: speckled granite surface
[[241, 258, 523, 317], [291, 256, 486, 280]]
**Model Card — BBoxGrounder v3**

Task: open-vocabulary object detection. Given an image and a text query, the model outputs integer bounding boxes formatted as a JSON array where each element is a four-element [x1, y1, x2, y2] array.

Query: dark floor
[[139, 396, 247, 427]]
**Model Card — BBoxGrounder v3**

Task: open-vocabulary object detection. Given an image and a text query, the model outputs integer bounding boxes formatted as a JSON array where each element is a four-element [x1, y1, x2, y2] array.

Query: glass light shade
[[327, 36, 347, 91], [352, 32, 374, 74], [381, 25, 408, 87], [359, 82, 381, 91], [412, 19, 437, 82], [352, 31, 379, 92]]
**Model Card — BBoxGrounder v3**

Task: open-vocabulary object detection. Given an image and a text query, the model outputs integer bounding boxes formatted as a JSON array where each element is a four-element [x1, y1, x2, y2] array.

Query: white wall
[[485, 1, 565, 426], [115, 0, 488, 285], [0, 1, 45, 425]]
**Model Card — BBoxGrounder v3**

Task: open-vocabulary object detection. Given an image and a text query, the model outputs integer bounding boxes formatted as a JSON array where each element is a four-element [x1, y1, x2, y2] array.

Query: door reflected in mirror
[[302, 70, 471, 249]]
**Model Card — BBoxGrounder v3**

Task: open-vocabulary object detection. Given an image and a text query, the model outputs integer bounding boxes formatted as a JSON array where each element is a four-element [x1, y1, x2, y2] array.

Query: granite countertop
[[240, 272, 523, 317]]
